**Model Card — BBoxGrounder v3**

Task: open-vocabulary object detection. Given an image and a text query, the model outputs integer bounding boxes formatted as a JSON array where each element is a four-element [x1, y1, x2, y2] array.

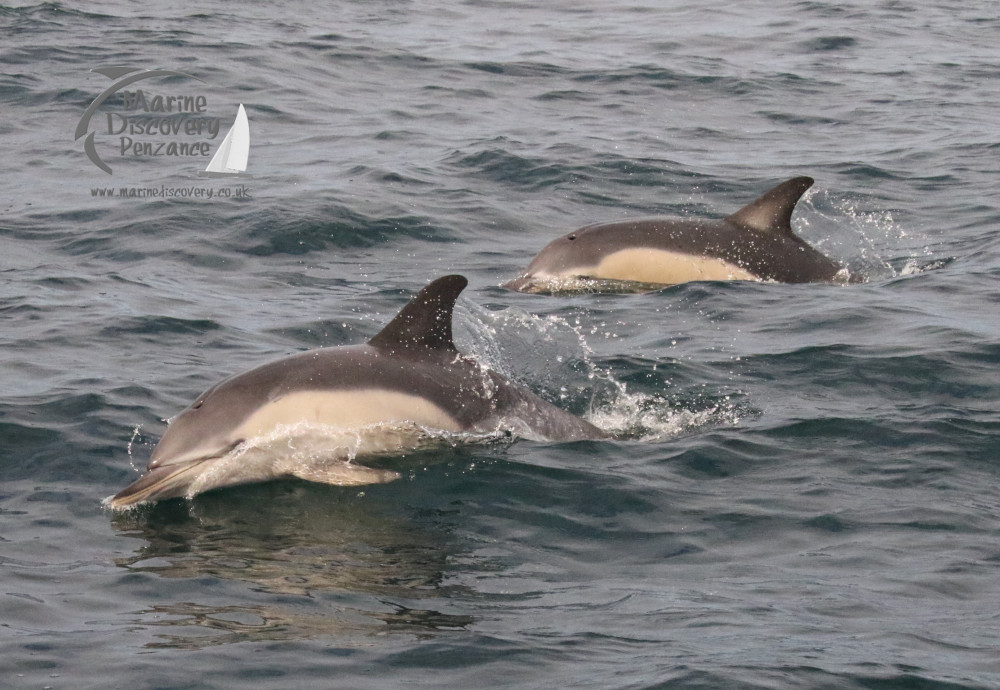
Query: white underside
[[184, 420, 493, 499]]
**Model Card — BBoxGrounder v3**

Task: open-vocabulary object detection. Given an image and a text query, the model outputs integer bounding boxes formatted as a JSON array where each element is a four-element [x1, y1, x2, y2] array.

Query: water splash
[[589, 387, 749, 442], [799, 186, 941, 280], [126, 424, 143, 474], [455, 302, 745, 442]]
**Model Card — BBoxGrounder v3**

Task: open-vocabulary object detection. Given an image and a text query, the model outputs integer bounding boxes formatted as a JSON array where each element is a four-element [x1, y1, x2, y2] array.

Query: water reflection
[[110, 477, 477, 648]]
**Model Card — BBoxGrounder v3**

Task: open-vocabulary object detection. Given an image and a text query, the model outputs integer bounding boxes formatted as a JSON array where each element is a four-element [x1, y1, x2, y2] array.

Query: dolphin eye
[[567, 234, 576, 241], [192, 400, 204, 410]]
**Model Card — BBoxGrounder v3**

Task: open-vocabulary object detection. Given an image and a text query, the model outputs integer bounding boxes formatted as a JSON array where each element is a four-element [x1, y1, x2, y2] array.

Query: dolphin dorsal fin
[[368, 275, 468, 355], [725, 176, 814, 235]]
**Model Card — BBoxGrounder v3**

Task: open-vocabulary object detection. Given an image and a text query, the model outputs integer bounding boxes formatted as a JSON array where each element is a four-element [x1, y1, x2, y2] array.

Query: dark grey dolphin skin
[[110, 275, 606, 508], [505, 177, 857, 292]]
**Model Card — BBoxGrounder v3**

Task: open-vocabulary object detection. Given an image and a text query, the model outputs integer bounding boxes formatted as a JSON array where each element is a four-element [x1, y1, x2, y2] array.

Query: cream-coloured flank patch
[[234, 389, 463, 440], [585, 248, 758, 285]]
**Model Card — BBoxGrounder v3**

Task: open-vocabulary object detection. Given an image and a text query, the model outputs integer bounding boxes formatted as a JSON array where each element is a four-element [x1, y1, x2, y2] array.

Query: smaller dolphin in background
[[504, 177, 858, 293], [109, 275, 606, 509]]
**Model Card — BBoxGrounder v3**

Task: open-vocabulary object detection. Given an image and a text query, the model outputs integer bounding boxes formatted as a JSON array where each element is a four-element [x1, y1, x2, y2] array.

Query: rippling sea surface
[[3, 1, 1000, 687]]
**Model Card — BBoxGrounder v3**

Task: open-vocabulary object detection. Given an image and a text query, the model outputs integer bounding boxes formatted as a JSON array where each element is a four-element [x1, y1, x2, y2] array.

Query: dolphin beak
[[107, 461, 206, 509], [109, 438, 246, 509]]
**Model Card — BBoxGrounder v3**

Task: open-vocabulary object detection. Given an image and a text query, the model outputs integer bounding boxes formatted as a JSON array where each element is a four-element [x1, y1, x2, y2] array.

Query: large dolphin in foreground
[[504, 177, 857, 292], [109, 275, 606, 508]]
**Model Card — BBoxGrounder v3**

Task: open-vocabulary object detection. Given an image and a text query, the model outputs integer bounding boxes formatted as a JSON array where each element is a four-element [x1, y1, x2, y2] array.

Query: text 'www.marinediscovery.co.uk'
[[90, 185, 251, 199]]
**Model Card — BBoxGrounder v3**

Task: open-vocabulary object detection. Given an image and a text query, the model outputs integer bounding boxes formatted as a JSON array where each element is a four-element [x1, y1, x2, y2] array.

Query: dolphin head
[[149, 380, 255, 469]]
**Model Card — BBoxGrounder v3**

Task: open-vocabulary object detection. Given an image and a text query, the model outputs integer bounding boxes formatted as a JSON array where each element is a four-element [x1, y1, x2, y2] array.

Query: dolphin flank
[[109, 275, 606, 508], [504, 177, 858, 292]]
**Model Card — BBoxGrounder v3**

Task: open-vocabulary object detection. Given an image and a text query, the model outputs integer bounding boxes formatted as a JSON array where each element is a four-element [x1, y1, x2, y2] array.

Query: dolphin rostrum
[[504, 177, 857, 292], [109, 275, 606, 508]]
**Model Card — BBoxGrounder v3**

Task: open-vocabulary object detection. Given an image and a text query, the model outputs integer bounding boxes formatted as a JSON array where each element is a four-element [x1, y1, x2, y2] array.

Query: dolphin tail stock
[[725, 176, 814, 236], [485, 370, 609, 442]]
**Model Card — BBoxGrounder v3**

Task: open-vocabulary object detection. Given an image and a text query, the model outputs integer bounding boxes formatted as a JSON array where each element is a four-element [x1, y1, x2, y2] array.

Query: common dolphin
[[504, 177, 856, 292], [109, 275, 606, 508]]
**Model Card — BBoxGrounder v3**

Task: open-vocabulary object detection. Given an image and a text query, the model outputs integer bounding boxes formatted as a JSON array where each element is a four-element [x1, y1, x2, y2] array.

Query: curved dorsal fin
[[725, 176, 814, 235], [368, 275, 467, 355]]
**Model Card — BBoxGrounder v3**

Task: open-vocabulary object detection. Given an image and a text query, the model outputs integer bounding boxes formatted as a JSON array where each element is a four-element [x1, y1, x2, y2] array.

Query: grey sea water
[[2, 1, 1000, 688]]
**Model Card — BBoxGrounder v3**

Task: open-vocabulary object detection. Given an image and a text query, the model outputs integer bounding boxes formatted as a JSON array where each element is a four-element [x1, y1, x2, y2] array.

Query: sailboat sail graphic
[[204, 104, 249, 176]]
